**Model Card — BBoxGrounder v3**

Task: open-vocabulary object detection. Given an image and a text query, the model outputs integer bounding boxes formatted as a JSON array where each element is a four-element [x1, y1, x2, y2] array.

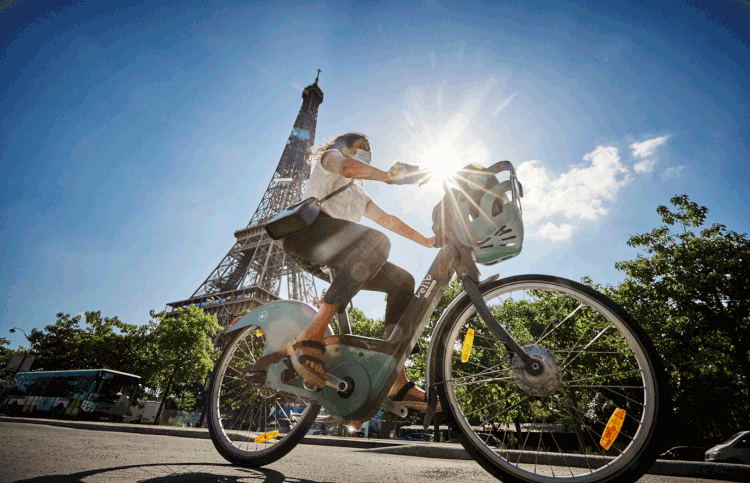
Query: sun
[[419, 144, 464, 187]]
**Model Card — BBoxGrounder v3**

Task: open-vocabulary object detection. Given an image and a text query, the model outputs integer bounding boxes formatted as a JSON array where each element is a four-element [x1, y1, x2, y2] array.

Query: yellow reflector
[[600, 408, 626, 450], [254, 430, 279, 443], [461, 328, 475, 363], [256, 329, 265, 337]]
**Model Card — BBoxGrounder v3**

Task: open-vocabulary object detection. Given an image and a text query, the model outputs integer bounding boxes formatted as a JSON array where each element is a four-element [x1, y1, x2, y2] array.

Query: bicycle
[[206, 161, 668, 483]]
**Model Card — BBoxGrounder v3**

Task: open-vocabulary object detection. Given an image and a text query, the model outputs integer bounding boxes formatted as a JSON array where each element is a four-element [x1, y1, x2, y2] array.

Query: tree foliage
[[0, 337, 12, 362], [25, 312, 153, 378], [0, 337, 14, 382], [612, 195, 750, 443], [147, 306, 222, 419]]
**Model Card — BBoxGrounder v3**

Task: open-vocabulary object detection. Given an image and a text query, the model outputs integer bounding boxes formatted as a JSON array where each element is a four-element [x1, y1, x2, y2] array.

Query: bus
[[1, 369, 140, 421]]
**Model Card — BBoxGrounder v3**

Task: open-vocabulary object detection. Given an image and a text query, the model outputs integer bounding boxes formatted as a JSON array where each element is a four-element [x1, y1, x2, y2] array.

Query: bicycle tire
[[207, 325, 320, 467], [433, 275, 667, 483]]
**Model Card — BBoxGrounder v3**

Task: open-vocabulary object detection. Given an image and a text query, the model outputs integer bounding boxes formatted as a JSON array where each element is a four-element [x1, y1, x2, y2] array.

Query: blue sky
[[2, 0, 748, 349]]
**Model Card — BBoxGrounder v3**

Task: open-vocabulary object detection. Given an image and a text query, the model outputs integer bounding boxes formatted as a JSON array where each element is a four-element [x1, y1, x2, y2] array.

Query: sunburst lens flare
[[420, 146, 463, 186]]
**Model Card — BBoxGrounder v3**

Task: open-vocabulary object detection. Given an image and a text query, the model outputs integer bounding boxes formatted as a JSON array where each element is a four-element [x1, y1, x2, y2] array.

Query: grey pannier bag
[[264, 181, 354, 240]]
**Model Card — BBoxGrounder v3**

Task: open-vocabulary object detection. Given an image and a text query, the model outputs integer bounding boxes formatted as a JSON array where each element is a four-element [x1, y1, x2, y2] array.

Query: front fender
[[222, 300, 333, 355]]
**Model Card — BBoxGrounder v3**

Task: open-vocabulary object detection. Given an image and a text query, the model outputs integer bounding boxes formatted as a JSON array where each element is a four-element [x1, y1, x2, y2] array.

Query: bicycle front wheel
[[207, 325, 320, 467], [433, 275, 667, 483]]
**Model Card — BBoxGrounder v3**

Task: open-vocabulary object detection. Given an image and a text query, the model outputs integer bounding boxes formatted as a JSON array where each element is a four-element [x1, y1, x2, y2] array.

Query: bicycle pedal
[[243, 370, 266, 384], [280, 368, 299, 384]]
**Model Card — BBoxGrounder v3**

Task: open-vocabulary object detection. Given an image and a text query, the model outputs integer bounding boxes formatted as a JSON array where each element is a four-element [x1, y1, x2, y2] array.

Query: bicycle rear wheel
[[433, 275, 667, 483], [207, 325, 320, 467]]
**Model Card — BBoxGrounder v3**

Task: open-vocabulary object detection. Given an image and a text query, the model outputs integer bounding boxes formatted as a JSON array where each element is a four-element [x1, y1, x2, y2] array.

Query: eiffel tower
[[167, 72, 324, 326]]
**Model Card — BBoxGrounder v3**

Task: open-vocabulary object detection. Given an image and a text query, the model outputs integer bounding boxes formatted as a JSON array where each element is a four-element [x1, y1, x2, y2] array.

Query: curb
[[2, 416, 748, 481]]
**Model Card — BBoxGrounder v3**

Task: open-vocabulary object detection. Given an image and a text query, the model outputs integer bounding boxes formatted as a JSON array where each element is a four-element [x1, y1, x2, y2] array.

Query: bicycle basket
[[431, 161, 524, 266]]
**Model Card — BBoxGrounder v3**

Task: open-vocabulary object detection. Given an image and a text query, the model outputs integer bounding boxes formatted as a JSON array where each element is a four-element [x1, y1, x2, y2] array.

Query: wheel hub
[[510, 345, 562, 397]]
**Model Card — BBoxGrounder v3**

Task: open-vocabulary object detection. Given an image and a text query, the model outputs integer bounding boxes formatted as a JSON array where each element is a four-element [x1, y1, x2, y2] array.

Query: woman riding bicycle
[[282, 132, 435, 411]]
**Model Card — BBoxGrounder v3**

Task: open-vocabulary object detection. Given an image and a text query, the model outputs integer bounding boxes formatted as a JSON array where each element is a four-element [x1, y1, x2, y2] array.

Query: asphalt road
[[0, 422, 742, 483]]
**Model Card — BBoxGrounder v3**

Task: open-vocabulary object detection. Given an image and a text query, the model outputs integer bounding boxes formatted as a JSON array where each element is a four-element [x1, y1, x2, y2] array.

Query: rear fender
[[222, 300, 333, 355]]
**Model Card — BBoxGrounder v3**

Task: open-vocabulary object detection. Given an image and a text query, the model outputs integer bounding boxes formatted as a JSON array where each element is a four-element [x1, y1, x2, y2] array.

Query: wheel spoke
[[536, 303, 584, 344], [453, 376, 515, 387], [562, 326, 611, 368], [564, 369, 642, 385], [564, 369, 647, 408]]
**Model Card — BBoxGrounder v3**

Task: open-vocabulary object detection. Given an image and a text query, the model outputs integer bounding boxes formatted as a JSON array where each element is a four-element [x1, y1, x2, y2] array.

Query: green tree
[[1, 337, 15, 384], [0, 337, 13, 365], [347, 308, 385, 339], [148, 305, 222, 423], [612, 195, 750, 443]]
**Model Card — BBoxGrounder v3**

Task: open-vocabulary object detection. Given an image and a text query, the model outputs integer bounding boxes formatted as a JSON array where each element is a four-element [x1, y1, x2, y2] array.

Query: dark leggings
[[283, 213, 414, 337]]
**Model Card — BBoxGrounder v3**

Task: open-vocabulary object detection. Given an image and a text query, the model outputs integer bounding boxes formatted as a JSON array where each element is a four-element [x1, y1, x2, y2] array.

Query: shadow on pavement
[[15, 462, 333, 483]]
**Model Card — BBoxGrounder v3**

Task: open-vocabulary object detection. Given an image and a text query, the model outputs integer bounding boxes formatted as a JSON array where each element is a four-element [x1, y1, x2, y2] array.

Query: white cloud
[[661, 165, 685, 181], [538, 223, 574, 242], [630, 135, 669, 159], [517, 145, 631, 242], [634, 158, 657, 174]]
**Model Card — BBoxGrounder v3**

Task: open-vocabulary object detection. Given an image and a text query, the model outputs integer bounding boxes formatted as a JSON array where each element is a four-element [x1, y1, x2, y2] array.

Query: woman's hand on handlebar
[[387, 162, 427, 185]]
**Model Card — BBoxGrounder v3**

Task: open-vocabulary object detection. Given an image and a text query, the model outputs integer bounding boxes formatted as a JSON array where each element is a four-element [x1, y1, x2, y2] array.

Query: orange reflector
[[256, 329, 265, 337], [254, 430, 279, 443], [600, 408, 626, 450], [229, 317, 241, 327], [461, 328, 475, 363]]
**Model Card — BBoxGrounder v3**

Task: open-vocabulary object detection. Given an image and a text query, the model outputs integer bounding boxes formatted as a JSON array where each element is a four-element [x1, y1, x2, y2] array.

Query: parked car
[[705, 431, 750, 464], [307, 422, 328, 436], [659, 446, 707, 461], [403, 432, 433, 442]]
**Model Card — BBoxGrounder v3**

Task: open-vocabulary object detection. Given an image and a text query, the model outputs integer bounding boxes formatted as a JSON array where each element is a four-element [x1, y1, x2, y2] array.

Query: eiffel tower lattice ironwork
[[167, 73, 324, 327]]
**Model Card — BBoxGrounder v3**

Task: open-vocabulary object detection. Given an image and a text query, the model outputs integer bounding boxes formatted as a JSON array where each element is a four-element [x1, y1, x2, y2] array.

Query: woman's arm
[[321, 150, 393, 183], [364, 200, 436, 247]]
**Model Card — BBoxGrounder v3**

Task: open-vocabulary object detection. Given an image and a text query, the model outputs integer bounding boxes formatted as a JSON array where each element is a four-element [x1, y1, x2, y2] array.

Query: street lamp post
[[9, 327, 29, 341]]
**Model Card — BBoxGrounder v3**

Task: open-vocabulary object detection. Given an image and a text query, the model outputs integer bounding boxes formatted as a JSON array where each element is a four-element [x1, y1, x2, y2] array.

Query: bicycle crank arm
[[460, 275, 542, 375], [381, 398, 408, 418]]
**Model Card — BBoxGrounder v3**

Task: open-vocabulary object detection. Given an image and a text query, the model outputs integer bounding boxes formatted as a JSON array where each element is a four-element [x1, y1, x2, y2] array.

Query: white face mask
[[349, 149, 372, 165]]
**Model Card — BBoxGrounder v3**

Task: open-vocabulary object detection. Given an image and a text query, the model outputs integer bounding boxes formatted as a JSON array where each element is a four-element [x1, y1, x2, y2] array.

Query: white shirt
[[302, 159, 371, 223]]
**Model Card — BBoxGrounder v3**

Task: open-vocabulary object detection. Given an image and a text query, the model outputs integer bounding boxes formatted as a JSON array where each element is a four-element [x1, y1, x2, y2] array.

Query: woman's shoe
[[286, 337, 328, 389]]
